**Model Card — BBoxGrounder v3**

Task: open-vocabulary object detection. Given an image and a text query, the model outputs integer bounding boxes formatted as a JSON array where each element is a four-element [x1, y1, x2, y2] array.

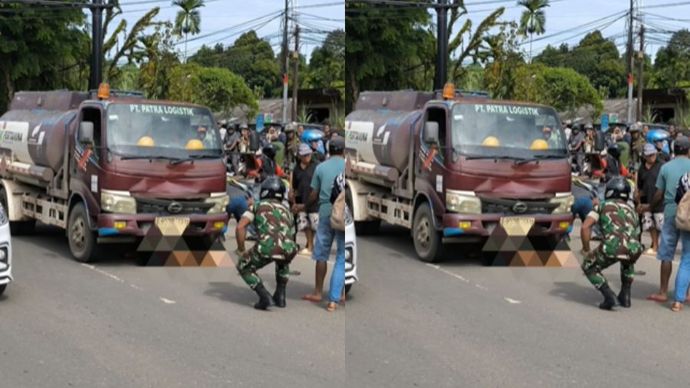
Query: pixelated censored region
[[136, 228, 234, 267], [481, 225, 578, 267]]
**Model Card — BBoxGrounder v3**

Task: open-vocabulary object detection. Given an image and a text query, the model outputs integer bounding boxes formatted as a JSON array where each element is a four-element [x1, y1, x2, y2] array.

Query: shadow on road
[[549, 279, 662, 308], [204, 280, 315, 308]]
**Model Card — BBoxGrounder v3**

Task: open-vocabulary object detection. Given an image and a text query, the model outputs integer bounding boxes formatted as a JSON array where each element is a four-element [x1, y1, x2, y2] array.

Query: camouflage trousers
[[236, 247, 291, 289], [581, 249, 638, 289]]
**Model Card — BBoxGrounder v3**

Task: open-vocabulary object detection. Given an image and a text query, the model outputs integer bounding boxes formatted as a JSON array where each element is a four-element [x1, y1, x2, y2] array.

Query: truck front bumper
[[97, 213, 228, 238], [441, 213, 573, 238]]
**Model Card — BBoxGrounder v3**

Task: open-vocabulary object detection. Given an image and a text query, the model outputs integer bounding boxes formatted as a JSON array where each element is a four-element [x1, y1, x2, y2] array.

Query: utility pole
[[433, 0, 449, 90], [292, 25, 300, 122], [281, 0, 290, 124], [637, 24, 645, 121], [626, 0, 635, 124], [89, 0, 107, 90]]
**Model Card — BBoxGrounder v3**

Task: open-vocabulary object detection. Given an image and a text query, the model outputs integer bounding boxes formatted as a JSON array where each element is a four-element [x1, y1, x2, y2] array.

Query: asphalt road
[[0, 225, 344, 388], [347, 222, 690, 388]]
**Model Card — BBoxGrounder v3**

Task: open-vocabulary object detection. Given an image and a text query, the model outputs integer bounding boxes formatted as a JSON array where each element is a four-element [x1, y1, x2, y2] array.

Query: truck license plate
[[500, 217, 535, 236], [155, 216, 190, 236]]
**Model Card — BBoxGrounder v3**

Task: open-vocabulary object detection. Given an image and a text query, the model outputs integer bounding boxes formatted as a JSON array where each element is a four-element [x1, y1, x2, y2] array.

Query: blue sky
[[461, 0, 690, 62], [111, 0, 344, 62]]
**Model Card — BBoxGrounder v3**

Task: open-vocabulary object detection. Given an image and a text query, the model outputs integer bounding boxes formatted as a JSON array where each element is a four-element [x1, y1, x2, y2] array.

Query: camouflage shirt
[[244, 199, 297, 259], [587, 199, 642, 260]]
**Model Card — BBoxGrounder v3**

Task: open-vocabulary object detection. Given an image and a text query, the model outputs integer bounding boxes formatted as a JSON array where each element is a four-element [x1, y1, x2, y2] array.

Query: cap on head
[[298, 143, 313, 156], [329, 136, 345, 153], [585, 123, 593, 130], [643, 143, 657, 156]]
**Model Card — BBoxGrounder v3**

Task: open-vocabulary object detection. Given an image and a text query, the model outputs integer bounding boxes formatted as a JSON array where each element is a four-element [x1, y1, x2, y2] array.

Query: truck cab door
[[71, 106, 103, 210], [416, 105, 450, 221]]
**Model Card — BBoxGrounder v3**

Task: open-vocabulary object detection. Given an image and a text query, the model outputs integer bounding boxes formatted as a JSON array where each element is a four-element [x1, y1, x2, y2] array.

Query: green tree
[[0, 4, 88, 112], [189, 43, 225, 67], [135, 22, 181, 99], [168, 63, 258, 117], [173, 0, 205, 62], [222, 31, 280, 99], [345, 1, 430, 111], [513, 64, 602, 116], [305, 29, 345, 94], [652, 29, 690, 88], [517, 0, 550, 62]]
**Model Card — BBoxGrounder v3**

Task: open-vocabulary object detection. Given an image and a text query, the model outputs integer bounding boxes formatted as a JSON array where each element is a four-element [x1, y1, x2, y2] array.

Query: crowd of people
[[219, 118, 347, 313], [568, 120, 690, 312]]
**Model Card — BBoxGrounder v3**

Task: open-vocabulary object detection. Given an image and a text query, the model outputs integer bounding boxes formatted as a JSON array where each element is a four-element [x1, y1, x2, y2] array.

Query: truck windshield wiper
[[119, 155, 181, 162], [513, 154, 567, 165], [463, 155, 525, 161]]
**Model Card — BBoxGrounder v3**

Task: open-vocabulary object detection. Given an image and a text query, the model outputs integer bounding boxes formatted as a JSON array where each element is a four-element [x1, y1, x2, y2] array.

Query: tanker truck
[[345, 85, 574, 262], [0, 85, 229, 262]]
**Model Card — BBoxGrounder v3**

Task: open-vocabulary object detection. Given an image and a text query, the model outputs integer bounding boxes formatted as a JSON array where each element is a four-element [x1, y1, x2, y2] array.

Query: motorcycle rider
[[581, 177, 643, 310], [235, 177, 298, 310]]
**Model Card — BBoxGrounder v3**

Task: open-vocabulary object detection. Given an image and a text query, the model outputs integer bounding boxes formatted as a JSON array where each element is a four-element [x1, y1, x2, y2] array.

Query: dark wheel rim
[[71, 216, 87, 254], [415, 216, 431, 252]]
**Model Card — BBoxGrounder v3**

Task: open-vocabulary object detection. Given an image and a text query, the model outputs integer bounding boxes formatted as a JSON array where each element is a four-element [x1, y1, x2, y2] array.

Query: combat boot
[[273, 278, 287, 308], [618, 277, 633, 308], [253, 283, 273, 310], [598, 283, 618, 310]]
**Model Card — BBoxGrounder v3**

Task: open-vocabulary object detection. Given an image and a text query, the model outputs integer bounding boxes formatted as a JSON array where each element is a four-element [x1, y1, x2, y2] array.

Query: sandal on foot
[[326, 302, 337, 312], [671, 302, 683, 312]]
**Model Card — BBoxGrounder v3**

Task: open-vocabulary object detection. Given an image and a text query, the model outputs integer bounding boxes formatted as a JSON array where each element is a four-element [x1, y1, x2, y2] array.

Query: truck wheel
[[0, 284, 6, 296], [0, 187, 35, 235], [68, 203, 97, 263], [412, 203, 443, 263]]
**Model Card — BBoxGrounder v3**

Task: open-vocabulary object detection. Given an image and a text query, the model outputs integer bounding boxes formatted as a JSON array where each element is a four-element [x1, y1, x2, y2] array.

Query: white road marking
[[130, 284, 143, 291], [160, 297, 176, 304], [81, 263, 125, 283], [475, 284, 489, 291], [504, 297, 522, 304], [426, 263, 470, 283]]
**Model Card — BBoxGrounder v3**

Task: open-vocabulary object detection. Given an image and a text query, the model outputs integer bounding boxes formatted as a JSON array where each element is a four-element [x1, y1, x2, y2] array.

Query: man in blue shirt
[[644, 136, 690, 302], [302, 136, 346, 303]]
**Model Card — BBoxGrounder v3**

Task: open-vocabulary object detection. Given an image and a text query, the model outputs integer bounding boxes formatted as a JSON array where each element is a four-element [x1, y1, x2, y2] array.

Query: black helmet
[[328, 136, 345, 154], [605, 177, 631, 201], [607, 143, 620, 158], [259, 176, 286, 201], [262, 144, 276, 160]]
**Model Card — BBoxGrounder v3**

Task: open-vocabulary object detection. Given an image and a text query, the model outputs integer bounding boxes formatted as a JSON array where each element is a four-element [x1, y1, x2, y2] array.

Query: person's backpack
[[676, 192, 690, 231], [330, 191, 346, 231]]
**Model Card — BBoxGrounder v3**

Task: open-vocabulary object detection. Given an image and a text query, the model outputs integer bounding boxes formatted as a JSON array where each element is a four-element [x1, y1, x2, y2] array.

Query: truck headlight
[[550, 193, 574, 214], [101, 190, 137, 214], [205, 192, 229, 214], [446, 190, 481, 214]]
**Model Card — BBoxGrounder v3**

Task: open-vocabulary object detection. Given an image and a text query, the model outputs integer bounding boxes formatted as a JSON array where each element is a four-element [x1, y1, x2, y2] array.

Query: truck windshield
[[451, 103, 567, 159], [106, 103, 222, 158]]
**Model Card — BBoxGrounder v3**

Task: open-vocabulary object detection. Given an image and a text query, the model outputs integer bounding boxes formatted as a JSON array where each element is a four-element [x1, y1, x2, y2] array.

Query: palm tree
[[173, 0, 205, 63], [518, 0, 549, 62]]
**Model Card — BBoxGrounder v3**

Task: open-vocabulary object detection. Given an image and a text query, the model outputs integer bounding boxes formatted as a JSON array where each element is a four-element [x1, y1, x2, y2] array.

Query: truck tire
[[412, 202, 443, 263], [0, 187, 35, 235], [68, 203, 98, 263]]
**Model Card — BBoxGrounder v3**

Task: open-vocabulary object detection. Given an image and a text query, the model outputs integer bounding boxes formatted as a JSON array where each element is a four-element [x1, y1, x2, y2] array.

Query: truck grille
[[480, 197, 559, 215], [136, 197, 214, 215]]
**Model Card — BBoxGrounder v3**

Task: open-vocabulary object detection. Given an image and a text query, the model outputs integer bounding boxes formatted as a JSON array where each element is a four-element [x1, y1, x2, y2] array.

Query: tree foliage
[[652, 29, 690, 89], [305, 29, 345, 93], [513, 63, 602, 115], [168, 63, 258, 117]]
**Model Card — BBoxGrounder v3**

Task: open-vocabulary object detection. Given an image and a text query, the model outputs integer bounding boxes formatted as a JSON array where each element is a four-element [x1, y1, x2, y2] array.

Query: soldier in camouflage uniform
[[235, 177, 298, 310], [581, 177, 643, 310]]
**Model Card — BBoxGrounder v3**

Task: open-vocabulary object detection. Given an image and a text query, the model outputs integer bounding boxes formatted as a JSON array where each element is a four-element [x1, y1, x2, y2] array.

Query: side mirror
[[79, 122, 94, 144], [424, 122, 439, 144]]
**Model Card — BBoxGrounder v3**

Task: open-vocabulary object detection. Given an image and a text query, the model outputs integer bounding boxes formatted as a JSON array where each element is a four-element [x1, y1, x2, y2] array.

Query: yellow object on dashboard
[[481, 136, 500, 147], [137, 136, 155, 147], [530, 139, 549, 150], [185, 139, 205, 150]]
